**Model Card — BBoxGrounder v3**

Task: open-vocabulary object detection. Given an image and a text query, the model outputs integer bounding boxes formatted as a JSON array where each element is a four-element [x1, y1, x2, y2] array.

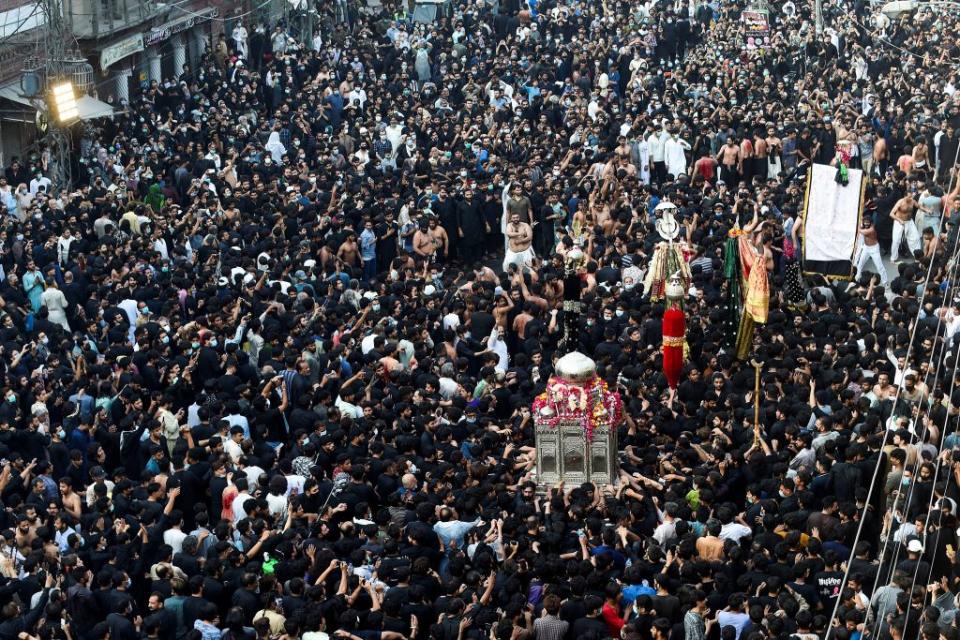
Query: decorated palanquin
[[533, 352, 623, 487]]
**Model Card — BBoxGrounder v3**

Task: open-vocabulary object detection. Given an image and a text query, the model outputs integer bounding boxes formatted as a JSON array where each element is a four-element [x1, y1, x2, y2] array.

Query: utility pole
[[37, 0, 81, 190], [815, 0, 823, 34]]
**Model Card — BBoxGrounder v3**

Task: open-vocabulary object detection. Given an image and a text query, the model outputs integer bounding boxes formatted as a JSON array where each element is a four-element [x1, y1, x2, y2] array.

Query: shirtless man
[[855, 218, 888, 285], [871, 372, 896, 403], [59, 478, 82, 520], [15, 510, 38, 555], [503, 213, 534, 272], [873, 135, 889, 176], [413, 222, 438, 261], [591, 199, 611, 230], [337, 233, 361, 267], [890, 191, 921, 262], [717, 137, 742, 188], [492, 294, 514, 331], [896, 151, 915, 176], [427, 216, 449, 262], [512, 301, 535, 340], [922, 227, 940, 260]]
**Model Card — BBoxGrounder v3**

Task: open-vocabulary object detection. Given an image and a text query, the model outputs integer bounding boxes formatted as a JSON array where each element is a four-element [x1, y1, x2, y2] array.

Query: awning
[[0, 85, 34, 107], [77, 95, 114, 119], [0, 85, 115, 120]]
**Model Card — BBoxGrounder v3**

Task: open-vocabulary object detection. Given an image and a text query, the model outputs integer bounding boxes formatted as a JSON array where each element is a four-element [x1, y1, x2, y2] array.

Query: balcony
[[66, 0, 163, 40]]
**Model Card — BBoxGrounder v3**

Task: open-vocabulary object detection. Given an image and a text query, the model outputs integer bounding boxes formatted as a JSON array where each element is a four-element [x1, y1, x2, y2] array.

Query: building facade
[[0, 0, 230, 164]]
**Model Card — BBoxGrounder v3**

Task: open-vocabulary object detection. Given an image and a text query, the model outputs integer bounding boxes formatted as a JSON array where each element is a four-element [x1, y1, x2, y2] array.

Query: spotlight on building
[[49, 81, 79, 123]]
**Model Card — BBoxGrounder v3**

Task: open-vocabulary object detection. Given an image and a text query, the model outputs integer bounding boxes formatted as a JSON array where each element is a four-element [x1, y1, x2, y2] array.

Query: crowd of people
[[1, 0, 960, 639]]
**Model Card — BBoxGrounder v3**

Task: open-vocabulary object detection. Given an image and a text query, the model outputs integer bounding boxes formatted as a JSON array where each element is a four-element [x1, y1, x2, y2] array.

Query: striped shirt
[[690, 255, 713, 276]]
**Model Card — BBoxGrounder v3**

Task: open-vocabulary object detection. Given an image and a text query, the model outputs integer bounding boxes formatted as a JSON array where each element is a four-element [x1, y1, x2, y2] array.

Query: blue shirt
[[433, 519, 480, 550], [622, 583, 656, 605], [360, 229, 377, 260]]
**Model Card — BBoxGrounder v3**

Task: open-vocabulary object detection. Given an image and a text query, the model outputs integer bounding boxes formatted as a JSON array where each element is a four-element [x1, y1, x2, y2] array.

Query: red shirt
[[602, 602, 625, 637]]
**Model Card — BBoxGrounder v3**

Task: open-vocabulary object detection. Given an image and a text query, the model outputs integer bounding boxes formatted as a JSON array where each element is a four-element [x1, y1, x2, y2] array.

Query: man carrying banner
[[889, 191, 921, 262]]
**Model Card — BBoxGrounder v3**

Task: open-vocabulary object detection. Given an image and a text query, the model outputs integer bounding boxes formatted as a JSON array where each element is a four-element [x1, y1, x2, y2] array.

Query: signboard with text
[[144, 8, 219, 47], [101, 33, 145, 70], [743, 9, 770, 49]]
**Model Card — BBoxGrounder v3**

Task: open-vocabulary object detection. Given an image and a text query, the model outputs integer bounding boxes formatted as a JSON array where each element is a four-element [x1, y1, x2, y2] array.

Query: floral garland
[[532, 375, 624, 442]]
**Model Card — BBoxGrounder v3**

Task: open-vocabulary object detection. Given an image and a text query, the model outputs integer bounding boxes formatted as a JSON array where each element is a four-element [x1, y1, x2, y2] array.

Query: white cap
[[907, 539, 924, 553], [424, 284, 437, 296]]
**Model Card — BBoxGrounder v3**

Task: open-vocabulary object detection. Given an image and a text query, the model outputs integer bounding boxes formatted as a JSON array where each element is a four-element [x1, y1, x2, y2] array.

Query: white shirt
[[85, 479, 115, 505], [438, 376, 460, 399], [56, 236, 74, 265], [442, 312, 461, 332], [719, 522, 752, 542], [653, 520, 677, 546], [647, 132, 669, 162], [163, 527, 187, 554], [224, 437, 243, 463], [285, 473, 306, 496], [118, 298, 140, 327], [232, 492, 252, 523], [266, 493, 287, 520], [489, 328, 509, 372], [348, 87, 367, 109], [226, 413, 250, 439], [153, 238, 169, 261], [336, 396, 363, 419], [29, 176, 51, 195], [665, 137, 691, 177], [243, 465, 265, 489], [55, 526, 83, 552]]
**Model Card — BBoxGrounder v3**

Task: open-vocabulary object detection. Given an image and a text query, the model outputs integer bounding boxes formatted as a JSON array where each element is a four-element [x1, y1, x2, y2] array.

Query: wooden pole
[[751, 359, 762, 444]]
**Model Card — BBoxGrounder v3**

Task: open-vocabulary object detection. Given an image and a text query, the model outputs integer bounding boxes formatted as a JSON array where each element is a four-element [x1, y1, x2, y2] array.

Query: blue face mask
[[191, 342, 200, 350]]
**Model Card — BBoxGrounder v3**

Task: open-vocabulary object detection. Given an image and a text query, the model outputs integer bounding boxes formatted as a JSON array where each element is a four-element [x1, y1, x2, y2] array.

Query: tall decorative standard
[[662, 275, 687, 395], [533, 353, 623, 487]]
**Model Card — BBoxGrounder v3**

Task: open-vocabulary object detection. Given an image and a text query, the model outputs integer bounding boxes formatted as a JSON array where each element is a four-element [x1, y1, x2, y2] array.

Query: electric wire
[[825, 140, 960, 636]]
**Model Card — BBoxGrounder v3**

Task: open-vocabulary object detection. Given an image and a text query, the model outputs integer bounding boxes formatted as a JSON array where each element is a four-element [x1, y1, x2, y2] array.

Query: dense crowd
[[2, 0, 960, 639]]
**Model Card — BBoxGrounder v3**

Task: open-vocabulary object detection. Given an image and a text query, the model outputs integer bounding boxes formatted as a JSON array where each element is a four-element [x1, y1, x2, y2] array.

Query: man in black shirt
[[570, 595, 608, 639]]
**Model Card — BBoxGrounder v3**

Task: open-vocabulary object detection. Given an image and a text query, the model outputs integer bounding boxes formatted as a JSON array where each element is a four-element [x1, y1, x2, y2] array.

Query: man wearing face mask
[[195, 332, 223, 381], [373, 129, 394, 171]]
